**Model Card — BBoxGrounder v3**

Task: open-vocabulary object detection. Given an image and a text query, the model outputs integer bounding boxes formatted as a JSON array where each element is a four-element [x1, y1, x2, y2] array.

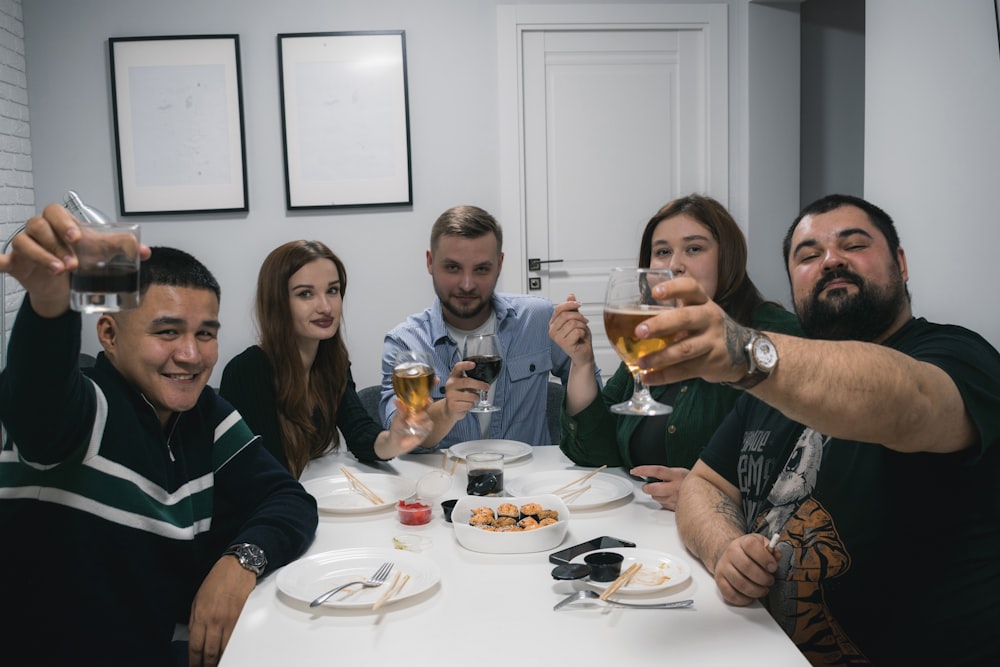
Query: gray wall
[[22, 0, 777, 389], [866, 0, 999, 349], [13, 0, 1000, 390], [800, 0, 865, 204]]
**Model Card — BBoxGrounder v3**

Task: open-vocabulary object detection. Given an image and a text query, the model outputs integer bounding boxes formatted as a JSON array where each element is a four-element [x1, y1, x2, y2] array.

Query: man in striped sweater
[[0, 205, 317, 666]]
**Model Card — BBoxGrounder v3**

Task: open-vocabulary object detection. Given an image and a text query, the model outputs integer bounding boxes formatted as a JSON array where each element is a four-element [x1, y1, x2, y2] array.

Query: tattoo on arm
[[710, 484, 746, 534], [722, 315, 751, 368]]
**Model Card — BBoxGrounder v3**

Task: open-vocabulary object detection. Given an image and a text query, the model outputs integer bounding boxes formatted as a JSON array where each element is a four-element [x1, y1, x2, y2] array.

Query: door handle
[[528, 258, 564, 271]]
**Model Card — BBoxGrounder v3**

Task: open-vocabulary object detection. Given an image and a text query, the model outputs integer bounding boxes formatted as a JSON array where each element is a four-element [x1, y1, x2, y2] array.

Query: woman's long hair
[[256, 240, 349, 477], [637, 194, 768, 326]]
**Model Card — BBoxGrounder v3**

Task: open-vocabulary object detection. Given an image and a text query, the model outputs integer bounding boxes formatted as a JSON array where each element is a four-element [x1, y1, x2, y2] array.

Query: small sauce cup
[[584, 551, 624, 582]]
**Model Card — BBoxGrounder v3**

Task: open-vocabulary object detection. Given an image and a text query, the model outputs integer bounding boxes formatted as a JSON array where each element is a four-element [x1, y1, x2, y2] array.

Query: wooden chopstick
[[448, 456, 459, 476], [372, 572, 409, 611], [340, 466, 384, 505], [558, 484, 591, 503], [551, 465, 607, 494], [599, 562, 642, 601]]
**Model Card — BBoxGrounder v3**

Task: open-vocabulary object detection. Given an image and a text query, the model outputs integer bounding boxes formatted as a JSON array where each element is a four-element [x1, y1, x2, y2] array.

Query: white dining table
[[219, 445, 809, 667]]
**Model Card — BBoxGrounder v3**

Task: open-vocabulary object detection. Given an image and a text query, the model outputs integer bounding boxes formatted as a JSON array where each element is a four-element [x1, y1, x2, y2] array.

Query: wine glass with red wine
[[463, 333, 503, 414]]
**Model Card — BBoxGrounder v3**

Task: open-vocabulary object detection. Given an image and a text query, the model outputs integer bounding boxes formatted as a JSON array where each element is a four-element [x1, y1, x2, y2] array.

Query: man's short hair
[[140, 247, 221, 302], [429, 205, 503, 254], [782, 194, 902, 274]]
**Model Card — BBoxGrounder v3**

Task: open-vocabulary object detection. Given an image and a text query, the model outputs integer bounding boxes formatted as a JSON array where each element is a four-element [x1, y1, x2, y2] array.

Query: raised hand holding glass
[[463, 333, 502, 414], [603, 267, 677, 415], [392, 349, 436, 436]]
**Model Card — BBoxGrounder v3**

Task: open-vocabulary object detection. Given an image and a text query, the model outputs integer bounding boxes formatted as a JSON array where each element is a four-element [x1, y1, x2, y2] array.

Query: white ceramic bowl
[[451, 494, 570, 554]]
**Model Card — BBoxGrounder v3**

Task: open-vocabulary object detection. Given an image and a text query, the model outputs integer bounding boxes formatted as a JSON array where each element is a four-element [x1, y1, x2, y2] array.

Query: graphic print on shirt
[[750, 428, 868, 665]]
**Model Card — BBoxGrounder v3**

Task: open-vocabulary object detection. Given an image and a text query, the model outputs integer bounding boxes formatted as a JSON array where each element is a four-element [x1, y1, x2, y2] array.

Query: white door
[[498, 4, 729, 380]]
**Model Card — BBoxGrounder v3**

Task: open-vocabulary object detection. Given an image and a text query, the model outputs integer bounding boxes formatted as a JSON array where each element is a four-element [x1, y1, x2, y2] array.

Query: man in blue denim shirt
[[380, 205, 597, 449]]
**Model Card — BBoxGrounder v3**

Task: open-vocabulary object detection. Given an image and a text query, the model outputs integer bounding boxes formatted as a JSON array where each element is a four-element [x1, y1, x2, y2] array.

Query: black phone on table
[[548, 536, 636, 565]]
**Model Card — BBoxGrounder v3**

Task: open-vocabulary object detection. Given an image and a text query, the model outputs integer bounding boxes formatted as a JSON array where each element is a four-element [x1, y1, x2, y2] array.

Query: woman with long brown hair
[[549, 194, 801, 508], [221, 240, 429, 477]]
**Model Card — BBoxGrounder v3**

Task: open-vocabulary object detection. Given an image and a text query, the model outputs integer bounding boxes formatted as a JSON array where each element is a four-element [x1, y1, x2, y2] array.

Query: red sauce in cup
[[397, 500, 432, 525]]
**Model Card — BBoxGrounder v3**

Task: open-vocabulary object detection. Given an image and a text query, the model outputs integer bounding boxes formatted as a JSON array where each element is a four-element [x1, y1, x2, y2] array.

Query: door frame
[[496, 3, 730, 293]]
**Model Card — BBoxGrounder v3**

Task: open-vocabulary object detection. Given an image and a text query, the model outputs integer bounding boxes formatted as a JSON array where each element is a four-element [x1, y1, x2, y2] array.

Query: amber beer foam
[[604, 305, 674, 371], [392, 362, 435, 413]]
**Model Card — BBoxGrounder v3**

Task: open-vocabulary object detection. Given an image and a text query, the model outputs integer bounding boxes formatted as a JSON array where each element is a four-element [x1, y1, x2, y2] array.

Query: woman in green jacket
[[549, 194, 801, 509]]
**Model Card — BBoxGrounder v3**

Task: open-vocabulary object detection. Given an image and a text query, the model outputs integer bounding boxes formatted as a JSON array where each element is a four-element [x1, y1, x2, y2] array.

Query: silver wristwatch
[[223, 543, 267, 577], [722, 330, 778, 390]]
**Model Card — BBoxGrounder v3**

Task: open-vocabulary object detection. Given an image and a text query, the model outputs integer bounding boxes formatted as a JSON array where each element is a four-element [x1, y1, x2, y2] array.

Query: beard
[[441, 295, 491, 322], [796, 267, 908, 341], [435, 284, 494, 324]]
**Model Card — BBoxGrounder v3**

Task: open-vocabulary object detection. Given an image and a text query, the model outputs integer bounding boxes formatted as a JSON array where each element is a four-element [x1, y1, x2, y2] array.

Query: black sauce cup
[[584, 551, 624, 582], [441, 499, 458, 523]]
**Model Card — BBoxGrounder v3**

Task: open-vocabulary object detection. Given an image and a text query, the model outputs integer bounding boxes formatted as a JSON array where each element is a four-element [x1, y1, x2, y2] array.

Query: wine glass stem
[[478, 390, 489, 408], [631, 371, 652, 402]]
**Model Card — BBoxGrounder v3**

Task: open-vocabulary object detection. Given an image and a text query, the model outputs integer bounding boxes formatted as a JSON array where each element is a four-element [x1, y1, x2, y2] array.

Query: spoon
[[553, 589, 694, 611]]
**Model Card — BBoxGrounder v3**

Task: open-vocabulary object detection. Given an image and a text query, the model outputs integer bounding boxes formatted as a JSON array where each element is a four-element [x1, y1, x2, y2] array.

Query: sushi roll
[[517, 516, 540, 530], [469, 512, 495, 527], [519, 502, 543, 519], [496, 503, 520, 521]]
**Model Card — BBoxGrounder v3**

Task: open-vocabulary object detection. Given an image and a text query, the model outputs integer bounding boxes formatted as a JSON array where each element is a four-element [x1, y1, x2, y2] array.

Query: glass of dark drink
[[466, 451, 504, 496], [603, 267, 677, 415], [463, 333, 503, 414], [69, 221, 142, 314], [391, 349, 436, 436]]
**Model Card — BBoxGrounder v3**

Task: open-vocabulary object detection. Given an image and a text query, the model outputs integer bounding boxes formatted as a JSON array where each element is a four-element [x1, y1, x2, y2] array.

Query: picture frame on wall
[[109, 35, 249, 215], [278, 31, 412, 209]]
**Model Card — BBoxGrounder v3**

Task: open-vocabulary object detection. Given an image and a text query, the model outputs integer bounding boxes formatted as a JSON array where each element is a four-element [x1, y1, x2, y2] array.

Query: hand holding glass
[[391, 350, 436, 437], [463, 333, 503, 414], [69, 222, 142, 314], [603, 267, 677, 415]]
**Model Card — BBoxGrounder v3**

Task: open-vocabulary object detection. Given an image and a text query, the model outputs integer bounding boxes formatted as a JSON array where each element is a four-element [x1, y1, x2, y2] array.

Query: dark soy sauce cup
[[441, 499, 458, 523], [584, 551, 625, 582]]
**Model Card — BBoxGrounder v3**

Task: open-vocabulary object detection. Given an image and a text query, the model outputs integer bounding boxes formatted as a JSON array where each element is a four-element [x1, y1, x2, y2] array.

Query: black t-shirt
[[699, 318, 1000, 666]]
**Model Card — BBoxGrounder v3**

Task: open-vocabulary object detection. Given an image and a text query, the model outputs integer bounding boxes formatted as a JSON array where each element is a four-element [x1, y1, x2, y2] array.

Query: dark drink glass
[[466, 452, 504, 496], [463, 334, 503, 414]]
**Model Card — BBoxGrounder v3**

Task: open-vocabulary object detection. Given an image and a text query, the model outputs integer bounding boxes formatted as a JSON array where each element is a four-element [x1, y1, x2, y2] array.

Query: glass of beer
[[463, 333, 503, 414], [391, 349, 436, 436], [603, 267, 677, 415]]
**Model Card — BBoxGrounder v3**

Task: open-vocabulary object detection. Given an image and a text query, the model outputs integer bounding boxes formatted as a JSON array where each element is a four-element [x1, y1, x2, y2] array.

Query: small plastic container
[[397, 499, 432, 526], [441, 499, 458, 523], [584, 551, 624, 582]]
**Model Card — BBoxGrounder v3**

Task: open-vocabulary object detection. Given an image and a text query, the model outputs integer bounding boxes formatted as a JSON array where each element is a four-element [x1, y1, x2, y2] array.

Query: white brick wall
[[0, 0, 32, 350]]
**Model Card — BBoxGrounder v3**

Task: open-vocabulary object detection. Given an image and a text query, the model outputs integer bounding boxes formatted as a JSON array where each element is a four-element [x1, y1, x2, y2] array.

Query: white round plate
[[449, 439, 533, 463], [302, 474, 415, 514], [277, 547, 440, 609], [505, 470, 633, 510], [570, 548, 691, 594]]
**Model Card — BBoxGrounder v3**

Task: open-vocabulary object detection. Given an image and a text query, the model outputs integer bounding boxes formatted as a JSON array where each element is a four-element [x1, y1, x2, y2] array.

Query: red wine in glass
[[463, 334, 502, 413]]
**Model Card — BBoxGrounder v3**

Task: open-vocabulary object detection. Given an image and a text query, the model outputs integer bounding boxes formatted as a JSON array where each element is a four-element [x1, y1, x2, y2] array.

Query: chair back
[[545, 382, 564, 445], [357, 385, 382, 424]]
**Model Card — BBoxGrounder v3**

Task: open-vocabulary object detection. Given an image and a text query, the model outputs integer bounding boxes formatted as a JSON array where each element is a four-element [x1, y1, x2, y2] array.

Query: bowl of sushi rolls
[[451, 494, 570, 553]]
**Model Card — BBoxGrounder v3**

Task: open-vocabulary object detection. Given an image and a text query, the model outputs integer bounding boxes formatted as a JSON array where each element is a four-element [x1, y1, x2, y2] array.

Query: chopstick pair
[[599, 561, 642, 601], [441, 451, 459, 476], [557, 484, 591, 503], [551, 465, 607, 495], [371, 571, 410, 611], [340, 466, 384, 505]]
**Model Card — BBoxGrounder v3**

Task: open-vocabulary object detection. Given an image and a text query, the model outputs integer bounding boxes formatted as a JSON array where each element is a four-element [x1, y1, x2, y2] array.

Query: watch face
[[230, 544, 267, 573], [241, 546, 267, 568], [752, 336, 778, 371]]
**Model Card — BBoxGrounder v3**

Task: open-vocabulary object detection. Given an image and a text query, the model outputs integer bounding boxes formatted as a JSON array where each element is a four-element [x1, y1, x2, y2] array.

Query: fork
[[553, 589, 694, 611], [309, 561, 394, 607]]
